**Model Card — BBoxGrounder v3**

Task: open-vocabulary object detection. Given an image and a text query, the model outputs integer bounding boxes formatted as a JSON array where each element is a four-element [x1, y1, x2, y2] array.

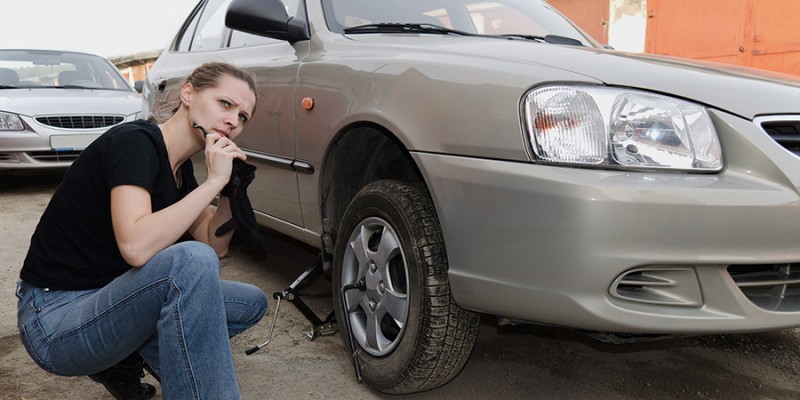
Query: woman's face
[[184, 74, 256, 141]]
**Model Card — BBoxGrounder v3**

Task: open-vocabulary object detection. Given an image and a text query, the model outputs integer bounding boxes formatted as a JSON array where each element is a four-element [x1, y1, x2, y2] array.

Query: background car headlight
[[524, 85, 723, 171], [0, 111, 24, 131]]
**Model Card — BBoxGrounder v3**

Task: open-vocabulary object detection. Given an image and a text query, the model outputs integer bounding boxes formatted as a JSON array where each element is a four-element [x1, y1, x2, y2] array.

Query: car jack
[[245, 256, 365, 384], [246, 258, 336, 355]]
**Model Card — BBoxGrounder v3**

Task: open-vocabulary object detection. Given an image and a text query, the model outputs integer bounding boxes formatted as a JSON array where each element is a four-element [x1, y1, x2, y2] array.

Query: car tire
[[332, 180, 481, 394]]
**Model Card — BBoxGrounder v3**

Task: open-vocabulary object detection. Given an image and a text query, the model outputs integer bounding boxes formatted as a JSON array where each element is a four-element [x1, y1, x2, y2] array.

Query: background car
[[144, 0, 800, 394], [0, 49, 144, 174]]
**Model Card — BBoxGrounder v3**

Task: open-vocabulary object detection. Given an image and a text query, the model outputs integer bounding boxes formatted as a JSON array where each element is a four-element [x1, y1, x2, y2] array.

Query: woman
[[16, 62, 268, 400]]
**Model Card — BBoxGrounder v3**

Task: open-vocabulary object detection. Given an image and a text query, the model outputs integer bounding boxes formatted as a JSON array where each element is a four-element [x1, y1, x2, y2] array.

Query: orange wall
[[550, 0, 800, 76], [548, 0, 609, 43]]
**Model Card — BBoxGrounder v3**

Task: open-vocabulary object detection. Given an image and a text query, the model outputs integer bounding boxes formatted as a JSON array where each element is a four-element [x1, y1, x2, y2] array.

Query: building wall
[[548, 0, 609, 43], [646, 0, 800, 75], [117, 63, 154, 85], [548, 0, 800, 76], [608, 0, 646, 53], [109, 50, 161, 86]]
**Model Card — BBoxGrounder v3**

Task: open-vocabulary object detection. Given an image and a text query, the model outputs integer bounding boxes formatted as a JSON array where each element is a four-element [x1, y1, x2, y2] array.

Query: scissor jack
[[245, 256, 366, 383], [246, 258, 336, 355]]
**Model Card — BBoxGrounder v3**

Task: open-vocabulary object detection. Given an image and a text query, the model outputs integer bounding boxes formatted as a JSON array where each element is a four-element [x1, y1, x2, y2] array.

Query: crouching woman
[[16, 62, 267, 400]]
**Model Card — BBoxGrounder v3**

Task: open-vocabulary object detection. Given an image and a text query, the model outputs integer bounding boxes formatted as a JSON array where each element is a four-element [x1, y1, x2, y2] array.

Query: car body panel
[[1, 89, 142, 117], [415, 110, 800, 333]]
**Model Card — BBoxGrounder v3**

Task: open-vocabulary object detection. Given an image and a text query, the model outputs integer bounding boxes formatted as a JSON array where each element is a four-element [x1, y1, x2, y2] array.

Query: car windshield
[[0, 49, 132, 91], [321, 0, 596, 47]]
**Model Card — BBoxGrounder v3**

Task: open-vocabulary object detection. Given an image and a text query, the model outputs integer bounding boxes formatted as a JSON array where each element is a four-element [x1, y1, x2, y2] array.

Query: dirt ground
[[2, 172, 800, 400]]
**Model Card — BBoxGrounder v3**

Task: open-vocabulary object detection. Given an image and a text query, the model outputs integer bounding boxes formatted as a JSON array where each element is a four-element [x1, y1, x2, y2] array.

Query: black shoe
[[89, 353, 157, 400]]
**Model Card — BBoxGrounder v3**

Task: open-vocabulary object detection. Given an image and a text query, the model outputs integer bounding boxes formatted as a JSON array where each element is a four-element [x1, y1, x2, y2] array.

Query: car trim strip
[[243, 150, 314, 175]]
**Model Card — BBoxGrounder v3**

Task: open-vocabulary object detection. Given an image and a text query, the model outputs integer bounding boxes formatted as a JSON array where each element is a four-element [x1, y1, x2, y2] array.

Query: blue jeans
[[16, 241, 268, 400]]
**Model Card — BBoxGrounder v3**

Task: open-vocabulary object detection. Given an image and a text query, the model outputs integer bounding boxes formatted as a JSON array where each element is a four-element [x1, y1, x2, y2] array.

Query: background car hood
[[0, 89, 143, 117], [349, 35, 800, 120]]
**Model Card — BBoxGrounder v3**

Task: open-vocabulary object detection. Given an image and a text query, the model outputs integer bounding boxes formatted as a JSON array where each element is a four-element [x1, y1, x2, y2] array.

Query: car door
[[146, 0, 309, 239]]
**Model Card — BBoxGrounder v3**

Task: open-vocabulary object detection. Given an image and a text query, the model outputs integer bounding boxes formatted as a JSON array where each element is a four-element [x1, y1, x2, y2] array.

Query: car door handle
[[156, 79, 166, 93]]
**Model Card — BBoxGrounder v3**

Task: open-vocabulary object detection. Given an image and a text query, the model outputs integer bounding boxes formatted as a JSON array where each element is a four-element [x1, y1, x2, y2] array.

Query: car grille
[[35, 115, 123, 129], [759, 118, 800, 155], [29, 150, 82, 163], [0, 153, 20, 162], [728, 263, 800, 312]]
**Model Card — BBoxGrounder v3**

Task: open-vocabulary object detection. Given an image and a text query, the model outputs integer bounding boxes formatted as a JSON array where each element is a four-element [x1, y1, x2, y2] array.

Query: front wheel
[[332, 180, 480, 394]]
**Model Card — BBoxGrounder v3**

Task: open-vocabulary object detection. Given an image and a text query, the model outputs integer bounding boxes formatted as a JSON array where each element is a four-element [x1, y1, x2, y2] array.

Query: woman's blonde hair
[[183, 62, 256, 94]]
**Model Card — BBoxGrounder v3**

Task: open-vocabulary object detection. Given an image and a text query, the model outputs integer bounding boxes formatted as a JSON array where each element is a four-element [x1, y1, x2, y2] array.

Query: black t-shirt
[[20, 120, 198, 290]]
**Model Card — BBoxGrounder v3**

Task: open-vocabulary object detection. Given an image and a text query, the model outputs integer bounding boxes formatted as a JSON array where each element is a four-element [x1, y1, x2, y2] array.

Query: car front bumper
[[0, 117, 126, 171], [414, 110, 800, 334]]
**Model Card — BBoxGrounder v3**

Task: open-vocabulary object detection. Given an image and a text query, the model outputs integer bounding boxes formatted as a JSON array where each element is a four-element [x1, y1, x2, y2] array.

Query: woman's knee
[[147, 241, 220, 279], [222, 281, 268, 334]]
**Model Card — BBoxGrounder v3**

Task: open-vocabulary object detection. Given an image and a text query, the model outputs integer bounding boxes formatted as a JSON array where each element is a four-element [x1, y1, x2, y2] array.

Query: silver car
[[0, 49, 144, 173], [144, 0, 800, 394]]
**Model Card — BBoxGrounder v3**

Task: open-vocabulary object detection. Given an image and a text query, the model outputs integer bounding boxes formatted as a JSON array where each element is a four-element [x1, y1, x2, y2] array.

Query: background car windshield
[[322, 0, 594, 45], [0, 50, 131, 90]]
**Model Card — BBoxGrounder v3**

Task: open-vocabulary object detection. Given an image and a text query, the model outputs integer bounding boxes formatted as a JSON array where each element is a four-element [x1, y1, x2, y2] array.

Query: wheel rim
[[341, 216, 410, 357]]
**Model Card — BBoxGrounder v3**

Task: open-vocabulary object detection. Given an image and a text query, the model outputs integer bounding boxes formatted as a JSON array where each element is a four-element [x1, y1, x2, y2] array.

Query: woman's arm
[[111, 134, 244, 267], [187, 196, 235, 258], [110, 181, 223, 267]]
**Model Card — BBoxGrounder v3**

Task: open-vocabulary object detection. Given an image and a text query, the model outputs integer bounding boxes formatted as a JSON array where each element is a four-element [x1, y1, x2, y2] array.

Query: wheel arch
[[319, 123, 426, 261]]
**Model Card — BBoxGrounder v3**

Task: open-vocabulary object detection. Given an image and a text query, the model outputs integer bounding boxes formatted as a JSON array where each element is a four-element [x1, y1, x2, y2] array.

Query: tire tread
[[363, 180, 480, 394]]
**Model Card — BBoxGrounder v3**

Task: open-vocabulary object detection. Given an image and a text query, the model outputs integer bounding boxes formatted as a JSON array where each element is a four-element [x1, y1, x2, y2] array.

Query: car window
[[229, 31, 277, 48], [175, 2, 203, 52], [0, 50, 131, 91], [190, 0, 233, 52], [322, 0, 592, 46], [465, 2, 546, 35]]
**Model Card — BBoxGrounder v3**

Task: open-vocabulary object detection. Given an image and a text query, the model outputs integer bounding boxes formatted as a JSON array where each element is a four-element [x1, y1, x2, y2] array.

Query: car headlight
[[0, 111, 24, 131], [523, 85, 723, 171]]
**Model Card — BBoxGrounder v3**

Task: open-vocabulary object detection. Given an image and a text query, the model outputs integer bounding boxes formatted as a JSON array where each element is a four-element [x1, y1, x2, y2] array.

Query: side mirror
[[226, 0, 310, 43], [134, 80, 144, 93]]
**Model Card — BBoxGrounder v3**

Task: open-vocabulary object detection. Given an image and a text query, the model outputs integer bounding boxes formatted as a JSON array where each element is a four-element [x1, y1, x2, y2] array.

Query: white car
[[0, 49, 144, 174]]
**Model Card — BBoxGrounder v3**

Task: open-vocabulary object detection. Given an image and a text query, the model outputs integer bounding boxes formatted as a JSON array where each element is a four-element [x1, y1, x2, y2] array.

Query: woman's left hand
[[204, 133, 246, 192]]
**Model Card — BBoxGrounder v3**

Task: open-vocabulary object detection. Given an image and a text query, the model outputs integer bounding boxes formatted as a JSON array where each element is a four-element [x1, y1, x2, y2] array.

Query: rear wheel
[[332, 180, 480, 394]]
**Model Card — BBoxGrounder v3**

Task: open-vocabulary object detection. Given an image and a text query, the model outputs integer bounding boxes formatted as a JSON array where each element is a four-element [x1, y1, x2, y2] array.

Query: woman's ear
[[179, 83, 194, 109]]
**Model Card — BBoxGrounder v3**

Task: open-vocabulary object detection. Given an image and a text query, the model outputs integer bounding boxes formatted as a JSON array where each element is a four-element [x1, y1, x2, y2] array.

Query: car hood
[[532, 47, 800, 120], [348, 35, 800, 120], [0, 88, 143, 117]]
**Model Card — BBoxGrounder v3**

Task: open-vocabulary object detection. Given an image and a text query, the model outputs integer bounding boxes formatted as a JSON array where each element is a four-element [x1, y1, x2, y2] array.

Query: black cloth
[[215, 159, 265, 250], [20, 120, 197, 290]]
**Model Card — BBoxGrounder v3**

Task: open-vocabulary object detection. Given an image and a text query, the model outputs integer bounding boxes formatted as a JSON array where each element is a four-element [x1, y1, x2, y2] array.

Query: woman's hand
[[204, 133, 246, 193]]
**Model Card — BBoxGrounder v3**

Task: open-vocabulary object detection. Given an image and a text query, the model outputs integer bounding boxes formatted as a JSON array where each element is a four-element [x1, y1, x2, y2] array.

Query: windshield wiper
[[497, 34, 584, 46], [344, 23, 478, 37], [54, 85, 93, 89], [344, 24, 585, 47]]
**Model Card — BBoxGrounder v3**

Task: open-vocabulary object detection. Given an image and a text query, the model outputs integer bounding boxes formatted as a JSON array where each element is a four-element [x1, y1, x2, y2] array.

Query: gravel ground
[[2, 172, 799, 400]]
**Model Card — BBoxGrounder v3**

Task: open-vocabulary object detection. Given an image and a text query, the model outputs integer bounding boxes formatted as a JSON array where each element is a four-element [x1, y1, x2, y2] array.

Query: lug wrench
[[192, 123, 210, 137], [245, 294, 283, 355], [340, 279, 365, 383]]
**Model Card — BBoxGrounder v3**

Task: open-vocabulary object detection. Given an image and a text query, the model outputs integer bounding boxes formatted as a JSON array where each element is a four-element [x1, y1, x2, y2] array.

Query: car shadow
[[0, 171, 65, 194], [394, 317, 800, 399]]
